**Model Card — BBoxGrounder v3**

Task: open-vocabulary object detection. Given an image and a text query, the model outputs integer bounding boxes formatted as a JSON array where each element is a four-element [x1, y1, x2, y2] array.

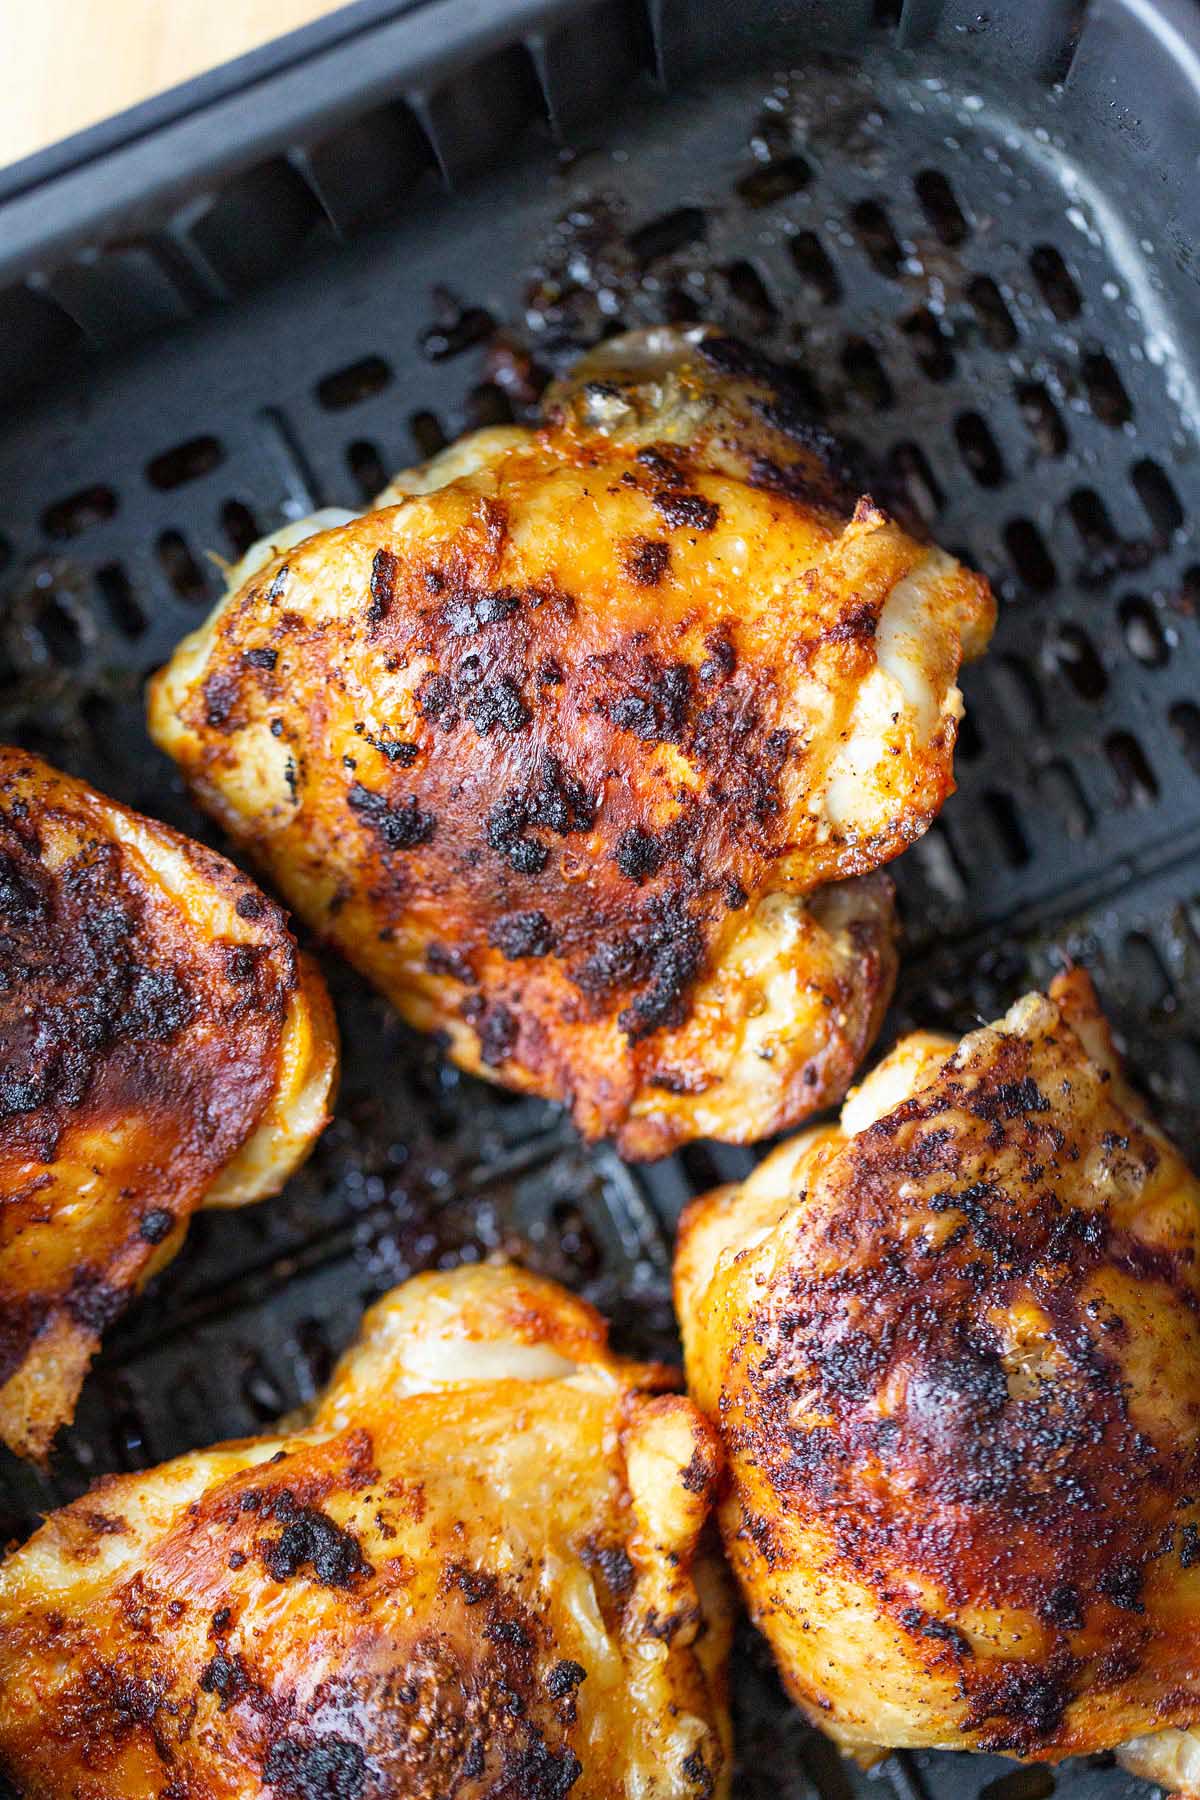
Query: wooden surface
[[2, 0, 348, 170]]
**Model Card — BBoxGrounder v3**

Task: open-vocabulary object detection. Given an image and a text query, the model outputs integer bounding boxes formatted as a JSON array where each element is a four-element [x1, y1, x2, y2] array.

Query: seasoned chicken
[[675, 969, 1200, 1784], [0, 1262, 734, 1800], [148, 324, 991, 1157], [0, 746, 338, 1463]]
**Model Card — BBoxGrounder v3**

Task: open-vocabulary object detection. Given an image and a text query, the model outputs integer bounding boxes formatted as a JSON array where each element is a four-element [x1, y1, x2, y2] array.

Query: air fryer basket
[[1, 1, 1198, 1794]]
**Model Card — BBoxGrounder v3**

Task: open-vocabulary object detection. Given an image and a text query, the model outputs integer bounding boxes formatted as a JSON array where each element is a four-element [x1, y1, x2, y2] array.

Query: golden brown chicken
[[0, 1262, 734, 1799], [675, 968, 1200, 1786], [147, 324, 992, 1158], [0, 746, 338, 1463]]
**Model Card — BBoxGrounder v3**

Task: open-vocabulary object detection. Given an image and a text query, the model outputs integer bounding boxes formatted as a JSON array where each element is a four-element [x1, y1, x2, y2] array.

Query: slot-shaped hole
[[466, 381, 516, 429], [1131, 458, 1183, 538], [1180, 565, 1200, 615], [293, 1316, 336, 1401], [42, 484, 117, 540], [419, 291, 496, 362], [347, 439, 387, 503], [1036, 760, 1092, 839], [1015, 381, 1068, 457], [221, 499, 261, 558], [1004, 518, 1057, 593], [887, 440, 944, 527], [851, 200, 904, 278], [736, 155, 812, 208], [914, 169, 968, 245], [1170, 702, 1200, 775], [841, 338, 894, 409], [1123, 931, 1172, 1008], [991, 653, 1045, 733], [664, 285, 702, 323], [956, 709, 983, 760], [983, 789, 1031, 867], [316, 355, 392, 410], [979, 1764, 1057, 1800], [902, 307, 955, 380], [967, 275, 1018, 350], [873, 0, 903, 24], [156, 530, 210, 603], [0, 533, 11, 574], [95, 562, 145, 638], [789, 231, 841, 305], [1050, 624, 1107, 700], [35, 591, 87, 667], [1030, 244, 1081, 319], [723, 259, 778, 322], [1120, 595, 1168, 667], [240, 1352, 286, 1421], [628, 206, 707, 266], [1105, 731, 1158, 806], [1068, 487, 1117, 550], [1081, 351, 1132, 426], [954, 412, 1007, 487], [146, 434, 223, 490], [409, 409, 448, 460]]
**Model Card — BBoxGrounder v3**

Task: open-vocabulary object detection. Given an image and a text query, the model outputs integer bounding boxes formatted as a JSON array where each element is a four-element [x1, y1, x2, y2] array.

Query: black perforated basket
[[2, 2, 1199, 1795]]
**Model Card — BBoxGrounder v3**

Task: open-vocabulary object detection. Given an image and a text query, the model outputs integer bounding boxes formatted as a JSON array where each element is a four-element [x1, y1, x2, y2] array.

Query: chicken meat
[[0, 746, 338, 1463], [148, 324, 991, 1157], [0, 1262, 734, 1799], [675, 969, 1200, 1784]]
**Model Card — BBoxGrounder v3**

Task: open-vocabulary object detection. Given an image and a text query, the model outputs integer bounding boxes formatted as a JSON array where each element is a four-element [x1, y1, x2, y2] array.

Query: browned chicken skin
[[676, 970, 1200, 1786], [0, 1263, 734, 1799], [0, 747, 338, 1462], [148, 325, 991, 1157]]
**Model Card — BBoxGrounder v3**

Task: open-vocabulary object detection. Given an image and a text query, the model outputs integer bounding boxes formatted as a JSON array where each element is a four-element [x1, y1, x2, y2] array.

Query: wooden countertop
[[3, 0, 347, 171]]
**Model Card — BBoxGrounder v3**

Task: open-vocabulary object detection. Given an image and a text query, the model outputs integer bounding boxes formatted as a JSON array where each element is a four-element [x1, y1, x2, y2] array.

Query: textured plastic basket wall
[[0, 8, 1197, 1798]]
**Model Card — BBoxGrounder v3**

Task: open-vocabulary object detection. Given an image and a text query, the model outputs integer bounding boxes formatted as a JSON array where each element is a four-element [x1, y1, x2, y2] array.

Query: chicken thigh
[[0, 747, 338, 1462], [148, 324, 991, 1157], [675, 970, 1200, 1783], [0, 1262, 734, 1800]]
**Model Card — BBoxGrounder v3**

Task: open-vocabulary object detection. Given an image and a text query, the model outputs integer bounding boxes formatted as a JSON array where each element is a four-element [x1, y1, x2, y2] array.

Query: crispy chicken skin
[[148, 324, 990, 1157], [0, 1263, 734, 1800], [0, 747, 338, 1463], [675, 970, 1200, 1784]]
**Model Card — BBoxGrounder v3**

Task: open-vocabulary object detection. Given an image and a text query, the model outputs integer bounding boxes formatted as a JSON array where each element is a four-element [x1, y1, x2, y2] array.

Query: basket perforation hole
[[1015, 381, 1068, 457], [1050, 624, 1107, 701], [901, 307, 955, 380], [841, 337, 893, 409], [1004, 518, 1057, 594], [788, 231, 841, 305], [872, 0, 903, 25], [1120, 595, 1168, 667], [991, 654, 1045, 732], [723, 259, 778, 324], [35, 591, 87, 667], [967, 275, 1018, 350], [983, 789, 1031, 866], [955, 709, 984, 760], [316, 354, 393, 410], [1105, 731, 1158, 806], [851, 200, 904, 278], [1068, 487, 1117, 552], [1180, 565, 1200, 615], [347, 439, 387, 503], [914, 170, 968, 245], [419, 290, 497, 363], [954, 412, 1006, 487], [240, 1351, 286, 1421], [1170, 702, 1200, 776], [42, 484, 118, 540], [0, 534, 11, 574], [1131, 458, 1184, 539], [887, 441, 944, 527], [146, 434, 224, 491], [156, 530, 211, 604], [1081, 351, 1132, 427], [409, 410, 448, 460], [221, 499, 261, 558], [466, 381, 517, 430], [1029, 244, 1081, 320], [292, 1317, 336, 1401], [1035, 760, 1092, 839], [95, 562, 145, 639], [979, 1766, 1057, 1800], [736, 154, 812, 209], [628, 206, 707, 268]]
